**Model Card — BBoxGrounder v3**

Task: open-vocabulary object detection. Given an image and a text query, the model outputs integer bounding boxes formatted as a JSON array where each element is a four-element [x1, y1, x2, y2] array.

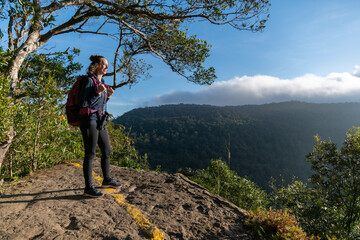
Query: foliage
[[0, 50, 14, 144], [0, 76, 12, 144], [181, 159, 268, 210], [245, 208, 313, 240], [20, 49, 82, 94], [1, 51, 83, 178], [106, 121, 149, 170], [272, 127, 360, 239], [5, 103, 83, 177], [114, 102, 360, 189], [271, 180, 331, 237], [307, 128, 360, 238]]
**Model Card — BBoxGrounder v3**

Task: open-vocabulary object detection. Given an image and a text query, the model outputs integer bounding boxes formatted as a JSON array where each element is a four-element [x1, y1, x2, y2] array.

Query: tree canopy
[[1, 0, 270, 91], [273, 127, 360, 239]]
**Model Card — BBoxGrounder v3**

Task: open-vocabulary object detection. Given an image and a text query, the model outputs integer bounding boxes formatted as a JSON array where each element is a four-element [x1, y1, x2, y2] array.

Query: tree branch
[[120, 19, 188, 78], [38, 10, 100, 44], [59, 29, 115, 37], [7, 15, 14, 50], [113, 78, 133, 89], [42, 0, 86, 13], [113, 27, 123, 87]]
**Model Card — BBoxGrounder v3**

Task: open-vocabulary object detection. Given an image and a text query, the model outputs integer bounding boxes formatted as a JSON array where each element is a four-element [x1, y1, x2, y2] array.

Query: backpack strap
[[91, 75, 100, 92], [80, 76, 109, 118]]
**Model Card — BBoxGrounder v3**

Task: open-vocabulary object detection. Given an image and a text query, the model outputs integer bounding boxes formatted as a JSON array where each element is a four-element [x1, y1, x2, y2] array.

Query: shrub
[[245, 208, 313, 240], [107, 122, 149, 170]]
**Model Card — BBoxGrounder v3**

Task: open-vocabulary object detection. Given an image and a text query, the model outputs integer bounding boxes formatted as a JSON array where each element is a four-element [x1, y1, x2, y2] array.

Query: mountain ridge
[[114, 101, 360, 189]]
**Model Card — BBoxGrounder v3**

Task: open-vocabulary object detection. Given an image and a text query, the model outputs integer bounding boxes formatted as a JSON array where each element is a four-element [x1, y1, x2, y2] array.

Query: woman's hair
[[87, 55, 105, 75]]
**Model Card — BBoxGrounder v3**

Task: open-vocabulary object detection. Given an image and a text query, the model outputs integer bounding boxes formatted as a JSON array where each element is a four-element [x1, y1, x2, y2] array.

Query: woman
[[79, 55, 122, 197]]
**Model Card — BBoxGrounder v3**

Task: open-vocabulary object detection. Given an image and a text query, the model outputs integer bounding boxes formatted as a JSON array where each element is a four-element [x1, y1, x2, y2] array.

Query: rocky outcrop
[[0, 159, 253, 239]]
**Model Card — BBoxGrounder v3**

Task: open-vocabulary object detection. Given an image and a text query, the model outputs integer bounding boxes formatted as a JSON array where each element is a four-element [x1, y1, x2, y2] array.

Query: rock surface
[[0, 159, 254, 239]]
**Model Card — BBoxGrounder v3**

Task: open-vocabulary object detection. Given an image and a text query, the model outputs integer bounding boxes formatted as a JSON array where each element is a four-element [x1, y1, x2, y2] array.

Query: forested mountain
[[113, 102, 360, 189]]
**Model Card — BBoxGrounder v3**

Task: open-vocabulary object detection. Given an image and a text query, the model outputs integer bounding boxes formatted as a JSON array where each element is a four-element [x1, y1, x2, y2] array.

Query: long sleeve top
[[79, 74, 108, 126]]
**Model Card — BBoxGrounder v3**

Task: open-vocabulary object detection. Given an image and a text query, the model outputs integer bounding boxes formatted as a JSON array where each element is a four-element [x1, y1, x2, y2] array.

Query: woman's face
[[96, 58, 109, 76]]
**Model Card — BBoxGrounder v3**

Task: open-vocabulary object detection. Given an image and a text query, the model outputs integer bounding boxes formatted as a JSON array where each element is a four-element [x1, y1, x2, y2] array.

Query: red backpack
[[65, 75, 100, 126]]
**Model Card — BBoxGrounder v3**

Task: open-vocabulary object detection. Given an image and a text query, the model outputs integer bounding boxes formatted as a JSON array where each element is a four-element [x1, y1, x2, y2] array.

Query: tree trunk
[[8, 41, 42, 94], [0, 128, 15, 167], [8, 4, 43, 94], [0, 128, 16, 190]]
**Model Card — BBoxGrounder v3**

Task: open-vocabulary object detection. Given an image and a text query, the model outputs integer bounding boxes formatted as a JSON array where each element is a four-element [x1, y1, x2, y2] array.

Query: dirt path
[[0, 159, 254, 240]]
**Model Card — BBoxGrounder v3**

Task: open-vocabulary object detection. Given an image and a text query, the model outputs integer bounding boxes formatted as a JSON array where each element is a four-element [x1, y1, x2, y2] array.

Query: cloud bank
[[149, 69, 360, 106]]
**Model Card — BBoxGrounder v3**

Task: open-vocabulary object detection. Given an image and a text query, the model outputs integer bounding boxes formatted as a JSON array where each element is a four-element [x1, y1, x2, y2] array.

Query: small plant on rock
[[245, 208, 313, 240]]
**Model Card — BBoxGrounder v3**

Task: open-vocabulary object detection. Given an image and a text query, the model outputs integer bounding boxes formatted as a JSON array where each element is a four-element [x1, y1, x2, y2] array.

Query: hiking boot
[[102, 178, 122, 189], [84, 185, 104, 198]]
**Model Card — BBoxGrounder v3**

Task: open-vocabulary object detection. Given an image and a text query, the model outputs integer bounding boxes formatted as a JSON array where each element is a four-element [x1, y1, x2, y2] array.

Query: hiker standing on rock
[[79, 55, 122, 197]]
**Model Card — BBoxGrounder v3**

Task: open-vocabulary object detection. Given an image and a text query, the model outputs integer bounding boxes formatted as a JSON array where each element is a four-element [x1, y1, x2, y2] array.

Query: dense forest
[[114, 102, 360, 189]]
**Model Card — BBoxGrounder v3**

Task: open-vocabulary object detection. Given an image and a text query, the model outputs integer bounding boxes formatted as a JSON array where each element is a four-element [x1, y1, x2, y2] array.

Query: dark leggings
[[80, 124, 112, 187]]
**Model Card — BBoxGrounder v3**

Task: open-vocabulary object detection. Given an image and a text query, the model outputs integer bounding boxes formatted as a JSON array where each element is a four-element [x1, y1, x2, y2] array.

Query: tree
[[273, 127, 360, 239], [0, 0, 270, 178]]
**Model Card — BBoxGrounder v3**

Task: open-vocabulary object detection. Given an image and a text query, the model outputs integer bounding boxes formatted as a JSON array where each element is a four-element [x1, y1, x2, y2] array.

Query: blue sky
[[108, 0, 360, 117], [4, 1, 360, 117]]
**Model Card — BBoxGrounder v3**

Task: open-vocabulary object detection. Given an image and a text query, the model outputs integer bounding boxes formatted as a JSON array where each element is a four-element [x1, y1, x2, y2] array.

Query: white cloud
[[353, 65, 360, 77], [149, 67, 360, 106]]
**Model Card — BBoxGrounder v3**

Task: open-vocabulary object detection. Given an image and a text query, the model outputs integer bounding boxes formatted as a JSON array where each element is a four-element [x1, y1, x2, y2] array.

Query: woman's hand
[[107, 87, 114, 97], [97, 84, 106, 94]]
